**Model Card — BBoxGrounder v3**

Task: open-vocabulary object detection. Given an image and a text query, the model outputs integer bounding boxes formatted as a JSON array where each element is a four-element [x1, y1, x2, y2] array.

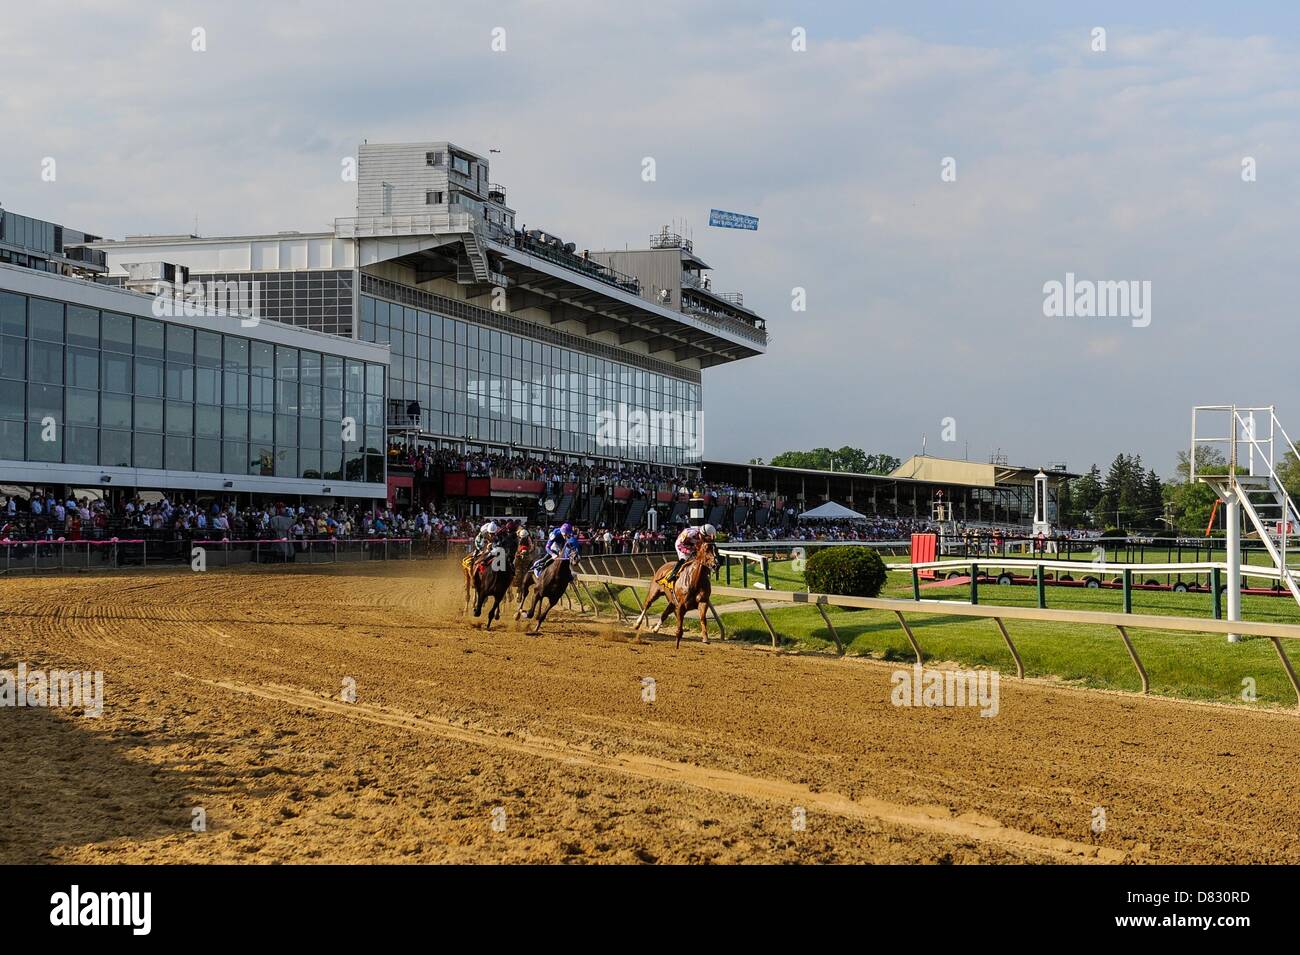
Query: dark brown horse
[[515, 550, 578, 635], [509, 540, 537, 605], [634, 541, 718, 647], [465, 544, 513, 630]]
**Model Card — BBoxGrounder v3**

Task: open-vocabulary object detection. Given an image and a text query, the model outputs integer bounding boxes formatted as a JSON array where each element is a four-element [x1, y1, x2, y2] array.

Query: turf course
[[589, 556, 1300, 708]]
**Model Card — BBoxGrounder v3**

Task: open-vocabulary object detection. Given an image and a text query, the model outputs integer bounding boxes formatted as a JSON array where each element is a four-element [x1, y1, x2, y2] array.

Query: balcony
[[510, 231, 642, 296], [334, 210, 478, 239], [680, 302, 767, 345], [488, 183, 507, 205]]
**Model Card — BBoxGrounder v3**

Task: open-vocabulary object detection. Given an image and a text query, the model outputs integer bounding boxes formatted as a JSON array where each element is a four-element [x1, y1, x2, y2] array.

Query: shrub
[[804, 546, 887, 598]]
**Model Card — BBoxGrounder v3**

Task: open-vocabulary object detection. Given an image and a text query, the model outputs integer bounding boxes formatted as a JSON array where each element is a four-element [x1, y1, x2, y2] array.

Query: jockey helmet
[[483, 521, 499, 535], [559, 522, 573, 535], [517, 527, 530, 540], [702, 523, 716, 537]]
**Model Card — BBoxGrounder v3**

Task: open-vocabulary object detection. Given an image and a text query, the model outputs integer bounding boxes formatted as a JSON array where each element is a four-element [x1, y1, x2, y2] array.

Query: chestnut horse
[[633, 541, 718, 648]]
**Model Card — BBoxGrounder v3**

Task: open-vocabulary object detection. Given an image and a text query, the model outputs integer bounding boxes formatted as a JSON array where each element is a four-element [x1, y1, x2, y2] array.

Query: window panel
[[29, 298, 63, 342], [134, 318, 164, 359], [0, 336, 23, 380], [134, 397, 163, 432], [0, 292, 25, 337], [28, 340, 62, 384], [66, 306, 99, 348], [0, 418, 24, 459], [66, 388, 98, 426]]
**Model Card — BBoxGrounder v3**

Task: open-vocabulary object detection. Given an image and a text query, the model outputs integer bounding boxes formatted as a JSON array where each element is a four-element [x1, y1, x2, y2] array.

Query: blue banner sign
[[708, 209, 759, 231]]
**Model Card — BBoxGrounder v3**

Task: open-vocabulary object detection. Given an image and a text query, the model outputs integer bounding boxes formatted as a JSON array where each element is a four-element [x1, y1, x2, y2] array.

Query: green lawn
[[584, 557, 1300, 708]]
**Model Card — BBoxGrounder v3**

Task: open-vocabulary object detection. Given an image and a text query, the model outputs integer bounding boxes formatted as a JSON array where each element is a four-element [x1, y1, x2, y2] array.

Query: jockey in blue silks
[[532, 522, 573, 576]]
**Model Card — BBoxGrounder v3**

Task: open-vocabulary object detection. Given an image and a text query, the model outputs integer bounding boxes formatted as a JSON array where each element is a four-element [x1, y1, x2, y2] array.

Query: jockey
[[471, 520, 500, 566], [515, 525, 532, 558], [533, 522, 573, 575], [666, 523, 715, 583]]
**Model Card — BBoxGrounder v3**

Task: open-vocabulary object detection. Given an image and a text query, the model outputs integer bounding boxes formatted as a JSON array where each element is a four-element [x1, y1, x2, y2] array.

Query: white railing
[[334, 211, 477, 238], [573, 571, 1300, 706]]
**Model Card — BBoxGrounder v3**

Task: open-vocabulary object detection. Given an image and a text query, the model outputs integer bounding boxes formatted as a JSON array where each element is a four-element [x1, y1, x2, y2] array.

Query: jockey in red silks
[[666, 523, 715, 583]]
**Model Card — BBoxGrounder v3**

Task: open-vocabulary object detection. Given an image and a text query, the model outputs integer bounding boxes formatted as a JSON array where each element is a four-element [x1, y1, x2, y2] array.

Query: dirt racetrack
[[3, 561, 1300, 864]]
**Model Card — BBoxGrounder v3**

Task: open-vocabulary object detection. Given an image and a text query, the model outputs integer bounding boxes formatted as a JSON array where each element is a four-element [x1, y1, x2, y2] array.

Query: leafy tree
[[1168, 448, 1226, 534], [769, 447, 899, 474], [1071, 464, 1103, 527]]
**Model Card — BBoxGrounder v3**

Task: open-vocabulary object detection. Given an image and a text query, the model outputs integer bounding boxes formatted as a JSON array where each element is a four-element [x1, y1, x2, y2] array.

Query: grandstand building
[[700, 456, 1075, 533], [0, 140, 770, 520], [0, 263, 389, 502]]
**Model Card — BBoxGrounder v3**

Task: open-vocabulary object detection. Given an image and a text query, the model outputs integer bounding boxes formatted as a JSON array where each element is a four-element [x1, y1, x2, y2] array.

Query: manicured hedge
[[804, 546, 887, 598]]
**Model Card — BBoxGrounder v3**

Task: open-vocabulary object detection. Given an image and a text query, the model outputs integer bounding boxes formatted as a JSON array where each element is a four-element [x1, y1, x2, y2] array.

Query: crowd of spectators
[[385, 441, 780, 506], [728, 517, 939, 543], [0, 491, 484, 546]]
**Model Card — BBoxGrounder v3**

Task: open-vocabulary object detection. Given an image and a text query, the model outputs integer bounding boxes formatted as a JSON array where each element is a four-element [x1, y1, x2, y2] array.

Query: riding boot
[[666, 557, 685, 583]]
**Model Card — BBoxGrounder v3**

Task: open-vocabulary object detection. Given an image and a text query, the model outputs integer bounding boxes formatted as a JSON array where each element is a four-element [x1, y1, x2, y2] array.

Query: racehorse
[[463, 544, 513, 630], [515, 547, 579, 635], [509, 539, 537, 605], [633, 541, 718, 648]]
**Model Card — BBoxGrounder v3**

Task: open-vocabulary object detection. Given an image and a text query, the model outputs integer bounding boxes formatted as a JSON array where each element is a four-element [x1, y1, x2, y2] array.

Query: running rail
[[575, 572, 1300, 709]]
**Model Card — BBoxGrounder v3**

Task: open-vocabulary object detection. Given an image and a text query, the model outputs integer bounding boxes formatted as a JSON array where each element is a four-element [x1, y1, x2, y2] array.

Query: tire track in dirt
[[190, 675, 1126, 864]]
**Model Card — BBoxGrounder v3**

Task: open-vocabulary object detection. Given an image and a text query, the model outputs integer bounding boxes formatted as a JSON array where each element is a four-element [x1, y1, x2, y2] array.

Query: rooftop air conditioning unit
[[123, 260, 189, 294]]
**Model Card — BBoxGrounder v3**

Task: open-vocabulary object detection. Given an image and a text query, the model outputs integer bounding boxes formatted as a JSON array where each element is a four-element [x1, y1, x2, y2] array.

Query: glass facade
[[0, 290, 386, 482], [359, 292, 702, 465], [102, 269, 355, 336]]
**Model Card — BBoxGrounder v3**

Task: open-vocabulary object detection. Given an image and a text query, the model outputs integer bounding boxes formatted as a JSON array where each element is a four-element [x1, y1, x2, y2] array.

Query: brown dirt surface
[[3, 562, 1299, 864]]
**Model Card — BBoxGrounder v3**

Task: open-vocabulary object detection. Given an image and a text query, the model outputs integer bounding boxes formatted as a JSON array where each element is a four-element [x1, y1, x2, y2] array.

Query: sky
[[3, 1, 1299, 477]]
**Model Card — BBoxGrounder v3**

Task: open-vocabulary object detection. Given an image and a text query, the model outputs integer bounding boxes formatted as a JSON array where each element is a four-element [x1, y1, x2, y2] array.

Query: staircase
[[460, 230, 492, 283], [1191, 405, 1300, 605], [624, 498, 647, 530], [552, 492, 575, 525]]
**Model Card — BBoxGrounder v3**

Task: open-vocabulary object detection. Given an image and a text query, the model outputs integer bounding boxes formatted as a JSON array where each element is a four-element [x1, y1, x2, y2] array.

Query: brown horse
[[509, 540, 536, 605], [514, 549, 578, 635], [463, 544, 513, 630], [633, 541, 718, 647]]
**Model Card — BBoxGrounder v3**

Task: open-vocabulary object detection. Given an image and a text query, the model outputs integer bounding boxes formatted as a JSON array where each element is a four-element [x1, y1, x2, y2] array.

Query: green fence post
[[970, 563, 979, 605], [742, 559, 749, 587], [1036, 564, 1046, 609], [1212, 567, 1222, 620], [725, 555, 731, 586], [1123, 569, 1132, 614], [763, 558, 770, 591], [912, 567, 920, 601]]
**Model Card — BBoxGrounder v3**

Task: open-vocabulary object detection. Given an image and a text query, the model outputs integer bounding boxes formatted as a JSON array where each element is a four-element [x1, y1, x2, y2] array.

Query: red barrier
[[0, 537, 147, 545], [911, 533, 939, 579], [490, 478, 545, 495]]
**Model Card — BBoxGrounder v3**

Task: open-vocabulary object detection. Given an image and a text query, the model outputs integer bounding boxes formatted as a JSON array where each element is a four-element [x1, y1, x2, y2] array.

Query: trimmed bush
[[804, 546, 887, 598]]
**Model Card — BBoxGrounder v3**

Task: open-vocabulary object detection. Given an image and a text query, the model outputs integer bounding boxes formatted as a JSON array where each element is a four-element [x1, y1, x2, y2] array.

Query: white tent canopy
[[798, 501, 868, 521]]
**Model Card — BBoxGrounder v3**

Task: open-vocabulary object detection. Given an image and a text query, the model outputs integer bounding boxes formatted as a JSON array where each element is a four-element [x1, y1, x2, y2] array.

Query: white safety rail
[[572, 572, 1300, 708], [893, 556, 1287, 583], [717, 547, 772, 589]]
